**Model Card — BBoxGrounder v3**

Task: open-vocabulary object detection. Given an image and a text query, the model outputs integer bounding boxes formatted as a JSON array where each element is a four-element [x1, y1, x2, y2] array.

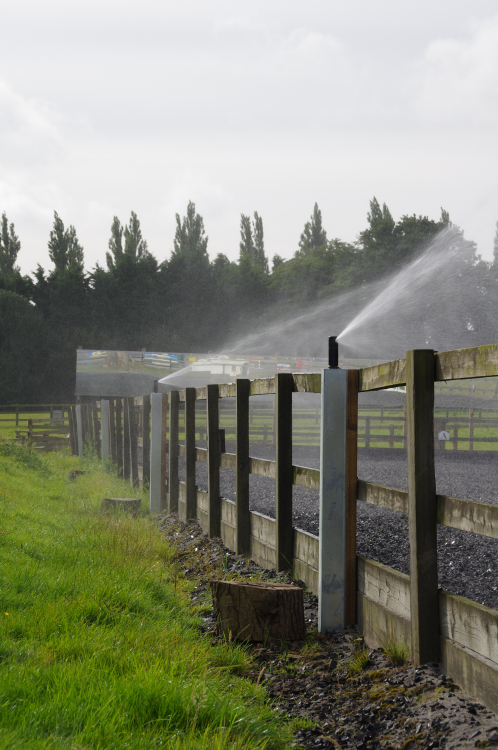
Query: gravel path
[[183, 444, 498, 610]]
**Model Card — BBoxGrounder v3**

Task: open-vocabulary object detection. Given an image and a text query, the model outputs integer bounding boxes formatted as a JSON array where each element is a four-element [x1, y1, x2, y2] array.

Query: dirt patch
[[158, 513, 498, 750]]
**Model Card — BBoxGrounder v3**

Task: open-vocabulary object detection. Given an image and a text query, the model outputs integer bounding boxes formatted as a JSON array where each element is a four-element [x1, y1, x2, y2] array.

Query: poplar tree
[[0, 212, 21, 277], [106, 216, 124, 270], [172, 200, 209, 265], [47, 211, 84, 272], [239, 211, 269, 272], [298, 203, 327, 252]]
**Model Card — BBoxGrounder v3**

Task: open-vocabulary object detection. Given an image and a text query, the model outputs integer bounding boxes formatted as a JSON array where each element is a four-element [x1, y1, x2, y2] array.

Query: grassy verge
[[0, 444, 293, 749]]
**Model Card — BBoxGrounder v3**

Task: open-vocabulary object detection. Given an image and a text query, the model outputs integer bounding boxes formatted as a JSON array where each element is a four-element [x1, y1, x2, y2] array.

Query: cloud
[[411, 15, 498, 126]]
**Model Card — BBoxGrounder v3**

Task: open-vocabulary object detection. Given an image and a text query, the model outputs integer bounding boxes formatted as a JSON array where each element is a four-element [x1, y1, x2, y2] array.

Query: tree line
[[0, 199, 496, 403]]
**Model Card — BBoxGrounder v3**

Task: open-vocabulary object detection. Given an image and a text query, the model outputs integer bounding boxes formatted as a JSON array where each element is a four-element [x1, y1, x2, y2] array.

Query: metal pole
[[319, 365, 348, 631]]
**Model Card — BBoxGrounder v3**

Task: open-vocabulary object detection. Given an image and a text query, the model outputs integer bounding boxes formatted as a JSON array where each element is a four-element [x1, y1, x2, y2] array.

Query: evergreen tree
[[298, 203, 327, 252], [47, 211, 84, 272], [106, 216, 124, 270], [0, 212, 21, 277]]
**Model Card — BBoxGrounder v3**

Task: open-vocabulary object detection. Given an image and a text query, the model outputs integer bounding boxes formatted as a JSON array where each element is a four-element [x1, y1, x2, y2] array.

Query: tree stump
[[101, 497, 141, 516], [210, 580, 305, 642]]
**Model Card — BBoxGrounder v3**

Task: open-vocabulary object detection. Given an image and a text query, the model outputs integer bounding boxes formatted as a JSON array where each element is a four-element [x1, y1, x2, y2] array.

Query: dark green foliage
[[0, 213, 21, 277], [0, 197, 495, 404], [0, 290, 50, 403], [298, 202, 327, 252], [48, 211, 84, 272]]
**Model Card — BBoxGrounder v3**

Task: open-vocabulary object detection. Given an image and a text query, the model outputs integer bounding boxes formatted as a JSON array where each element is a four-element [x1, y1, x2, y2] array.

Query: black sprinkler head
[[328, 336, 339, 369]]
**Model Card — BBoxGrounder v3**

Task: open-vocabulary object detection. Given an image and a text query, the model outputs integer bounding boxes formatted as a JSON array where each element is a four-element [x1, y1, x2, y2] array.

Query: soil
[[158, 514, 498, 750], [179, 444, 498, 610]]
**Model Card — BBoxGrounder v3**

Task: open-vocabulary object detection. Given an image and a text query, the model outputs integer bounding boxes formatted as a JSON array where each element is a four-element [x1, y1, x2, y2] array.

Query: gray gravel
[[182, 442, 498, 610]]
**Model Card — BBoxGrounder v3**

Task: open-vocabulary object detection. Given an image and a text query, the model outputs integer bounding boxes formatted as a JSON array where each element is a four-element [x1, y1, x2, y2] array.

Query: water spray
[[328, 336, 339, 369]]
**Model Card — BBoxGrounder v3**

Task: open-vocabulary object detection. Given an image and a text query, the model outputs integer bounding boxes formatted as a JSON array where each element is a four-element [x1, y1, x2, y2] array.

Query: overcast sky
[[2, 0, 498, 275]]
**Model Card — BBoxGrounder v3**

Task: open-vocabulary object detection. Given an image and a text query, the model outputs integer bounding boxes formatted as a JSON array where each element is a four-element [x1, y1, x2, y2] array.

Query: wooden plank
[[184, 388, 196, 520], [357, 480, 409, 514], [168, 391, 179, 513], [250, 509, 276, 546], [220, 452, 237, 470], [358, 358, 406, 392], [207, 384, 221, 537], [293, 465, 319, 490], [406, 349, 439, 665], [127, 397, 139, 489], [142, 395, 151, 490], [436, 342, 498, 382], [235, 379, 250, 554], [357, 591, 412, 651], [293, 557, 318, 595], [437, 494, 498, 539], [160, 394, 167, 510], [115, 399, 123, 478], [291, 373, 322, 393], [249, 378, 275, 396], [249, 535, 276, 569], [440, 590, 498, 665], [345, 369, 359, 626], [250, 456, 275, 479], [218, 383, 237, 399], [293, 527, 319, 570], [357, 555, 411, 620], [275, 372, 293, 572], [67, 407, 76, 455], [221, 497, 236, 528], [440, 636, 498, 715]]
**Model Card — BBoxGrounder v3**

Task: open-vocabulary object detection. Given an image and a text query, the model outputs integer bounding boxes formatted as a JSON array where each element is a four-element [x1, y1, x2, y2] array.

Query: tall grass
[[0, 445, 292, 749]]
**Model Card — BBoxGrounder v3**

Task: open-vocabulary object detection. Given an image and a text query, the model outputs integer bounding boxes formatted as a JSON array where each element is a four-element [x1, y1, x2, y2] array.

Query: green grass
[[0, 443, 293, 749], [382, 637, 410, 667]]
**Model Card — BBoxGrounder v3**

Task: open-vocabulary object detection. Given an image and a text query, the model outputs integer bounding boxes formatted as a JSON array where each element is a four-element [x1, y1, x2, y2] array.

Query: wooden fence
[[153, 343, 498, 714]]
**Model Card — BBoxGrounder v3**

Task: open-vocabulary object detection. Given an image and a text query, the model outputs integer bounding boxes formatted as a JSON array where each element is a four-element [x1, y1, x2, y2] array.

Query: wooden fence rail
[[158, 343, 498, 714]]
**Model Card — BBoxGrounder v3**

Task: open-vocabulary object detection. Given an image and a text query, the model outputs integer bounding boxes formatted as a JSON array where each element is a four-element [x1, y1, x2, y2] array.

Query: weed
[[345, 636, 371, 675], [383, 636, 410, 666]]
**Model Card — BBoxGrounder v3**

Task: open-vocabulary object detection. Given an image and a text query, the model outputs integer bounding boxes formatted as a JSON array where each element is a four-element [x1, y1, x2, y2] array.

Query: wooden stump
[[210, 580, 305, 642], [101, 497, 141, 516]]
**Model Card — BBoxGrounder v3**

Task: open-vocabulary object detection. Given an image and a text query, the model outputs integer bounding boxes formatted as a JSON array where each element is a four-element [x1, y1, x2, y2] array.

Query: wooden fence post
[[406, 349, 439, 666], [168, 391, 179, 513], [236, 379, 250, 555], [207, 384, 221, 538], [184, 388, 196, 520], [68, 406, 76, 455], [142, 395, 151, 487], [109, 399, 117, 464], [75, 404, 83, 458], [275, 373, 293, 572], [469, 408, 474, 451], [123, 398, 130, 481], [116, 399, 123, 478], [92, 402, 101, 458], [150, 393, 167, 513], [15, 404, 19, 427], [128, 398, 139, 488], [101, 400, 110, 462]]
